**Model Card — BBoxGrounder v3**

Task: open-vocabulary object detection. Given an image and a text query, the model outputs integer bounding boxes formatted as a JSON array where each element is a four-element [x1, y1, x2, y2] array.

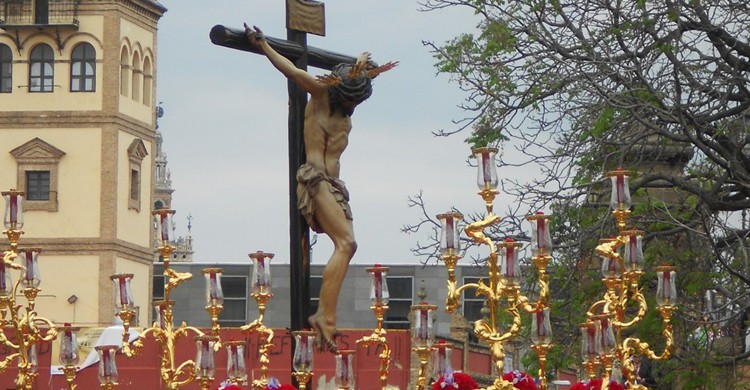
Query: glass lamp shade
[[2, 189, 24, 230], [153, 300, 173, 329], [59, 323, 79, 366], [334, 350, 356, 389], [194, 336, 218, 379], [95, 345, 119, 384], [0, 260, 12, 297], [623, 229, 644, 272], [598, 317, 616, 354], [599, 239, 622, 278], [18, 248, 41, 288], [472, 147, 499, 190], [225, 340, 247, 382], [367, 264, 390, 305], [202, 268, 224, 306], [152, 209, 175, 244], [656, 266, 677, 307], [608, 168, 632, 211], [528, 212, 553, 257], [432, 339, 453, 379], [27, 344, 38, 374], [499, 238, 522, 286], [292, 330, 316, 373], [437, 211, 463, 256], [411, 303, 437, 348], [249, 251, 273, 294], [531, 307, 553, 345], [110, 274, 135, 311], [580, 321, 601, 361]]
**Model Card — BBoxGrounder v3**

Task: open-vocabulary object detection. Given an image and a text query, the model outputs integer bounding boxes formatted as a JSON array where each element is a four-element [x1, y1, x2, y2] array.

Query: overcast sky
[[156, 1, 489, 265]]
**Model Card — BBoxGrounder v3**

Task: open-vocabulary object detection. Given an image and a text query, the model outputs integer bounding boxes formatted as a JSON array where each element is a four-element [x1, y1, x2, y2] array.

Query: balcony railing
[[1, 0, 78, 28]]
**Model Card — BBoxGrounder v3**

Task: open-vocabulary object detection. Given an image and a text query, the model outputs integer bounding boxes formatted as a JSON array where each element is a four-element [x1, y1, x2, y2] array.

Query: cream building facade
[[0, 0, 166, 327]]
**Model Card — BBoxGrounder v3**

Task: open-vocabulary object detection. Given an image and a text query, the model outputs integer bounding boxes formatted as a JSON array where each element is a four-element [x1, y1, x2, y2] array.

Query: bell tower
[[0, 0, 167, 327]]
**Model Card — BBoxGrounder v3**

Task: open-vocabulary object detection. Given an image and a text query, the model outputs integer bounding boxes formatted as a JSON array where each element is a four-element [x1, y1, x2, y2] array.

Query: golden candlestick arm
[[356, 265, 392, 390], [241, 250, 276, 390]]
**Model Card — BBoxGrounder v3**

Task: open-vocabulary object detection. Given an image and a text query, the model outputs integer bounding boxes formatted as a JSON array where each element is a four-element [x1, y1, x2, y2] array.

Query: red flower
[[432, 371, 479, 390], [501, 370, 538, 390], [570, 382, 587, 390], [264, 378, 298, 390], [608, 382, 624, 390], [215, 385, 242, 390]]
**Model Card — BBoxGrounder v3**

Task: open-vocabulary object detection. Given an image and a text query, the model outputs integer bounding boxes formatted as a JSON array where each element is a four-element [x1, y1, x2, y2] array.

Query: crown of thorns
[[316, 58, 398, 86]]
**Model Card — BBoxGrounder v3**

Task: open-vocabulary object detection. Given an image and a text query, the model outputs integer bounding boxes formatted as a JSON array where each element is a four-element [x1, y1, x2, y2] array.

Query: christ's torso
[[303, 91, 352, 178]]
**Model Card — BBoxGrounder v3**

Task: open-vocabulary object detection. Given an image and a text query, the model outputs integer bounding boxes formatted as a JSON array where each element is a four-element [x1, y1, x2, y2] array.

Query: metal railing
[[1, 0, 78, 26]]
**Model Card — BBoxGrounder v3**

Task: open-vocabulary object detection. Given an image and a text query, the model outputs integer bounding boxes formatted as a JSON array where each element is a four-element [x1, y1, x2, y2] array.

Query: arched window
[[142, 56, 152, 106], [131, 51, 141, 102], [71, 42, 96, 92], [120, 46, 129, 96], [0, 44, 11, 93], [29, 44, 54, 92]]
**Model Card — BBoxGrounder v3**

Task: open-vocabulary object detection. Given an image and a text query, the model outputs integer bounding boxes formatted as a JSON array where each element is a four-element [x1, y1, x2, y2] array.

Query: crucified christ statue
[[245, 24, 397, 353]]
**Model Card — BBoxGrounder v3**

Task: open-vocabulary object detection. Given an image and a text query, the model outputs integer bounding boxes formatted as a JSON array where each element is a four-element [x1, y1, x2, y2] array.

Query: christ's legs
[[303, 182, 357, 352]]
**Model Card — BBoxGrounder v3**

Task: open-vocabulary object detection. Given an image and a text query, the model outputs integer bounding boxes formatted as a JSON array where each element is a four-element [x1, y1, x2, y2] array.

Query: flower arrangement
[[214, 378, 298, 390], [432, 370, 479, 390], [265, 377, 298, 390], [570, 378, 625, 390], [501, 370, 538, 390], [215, 381, 242, 390]]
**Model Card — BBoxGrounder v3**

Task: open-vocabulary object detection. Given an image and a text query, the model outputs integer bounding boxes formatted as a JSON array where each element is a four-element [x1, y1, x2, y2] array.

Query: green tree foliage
[[405, 0, 750, 386]]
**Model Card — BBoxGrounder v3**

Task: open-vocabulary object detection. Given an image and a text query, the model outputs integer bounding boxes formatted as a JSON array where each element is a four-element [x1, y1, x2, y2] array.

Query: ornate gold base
[[292, 371, 312, 390], [195, 376, 214, 390]]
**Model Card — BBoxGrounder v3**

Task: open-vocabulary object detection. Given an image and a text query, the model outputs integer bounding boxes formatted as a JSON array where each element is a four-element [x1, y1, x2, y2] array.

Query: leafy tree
[[406, 0, 750, 386]]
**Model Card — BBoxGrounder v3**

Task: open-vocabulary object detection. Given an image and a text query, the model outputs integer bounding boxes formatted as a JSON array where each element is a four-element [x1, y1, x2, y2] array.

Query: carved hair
[[319, 56, 398, 116], [327, 63, 373, 116]]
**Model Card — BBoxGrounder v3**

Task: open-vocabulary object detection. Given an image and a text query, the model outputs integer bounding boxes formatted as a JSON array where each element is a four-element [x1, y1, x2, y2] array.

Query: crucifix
[[209, 0, 396, 353]]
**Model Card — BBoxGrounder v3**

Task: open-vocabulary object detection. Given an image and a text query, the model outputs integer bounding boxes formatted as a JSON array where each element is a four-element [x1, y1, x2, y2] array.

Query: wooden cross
[[209, 0, 367, 334]]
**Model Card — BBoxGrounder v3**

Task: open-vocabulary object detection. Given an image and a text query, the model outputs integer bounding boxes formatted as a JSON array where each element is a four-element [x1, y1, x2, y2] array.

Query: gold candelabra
[[58, 323, 80, 389], [112, 208, 224, 389], [580, 168, 677, 389], [240, 250, 276, 389], [437, 147, 554, 390], [96, 344, 120, 389], [194, 335, 220, 390], [291, 329, 316, 390], [0, 189, 57, 390], [334, 349, 356, 389], [411, 302, 438, 390], [356, 264, 392, 390]]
